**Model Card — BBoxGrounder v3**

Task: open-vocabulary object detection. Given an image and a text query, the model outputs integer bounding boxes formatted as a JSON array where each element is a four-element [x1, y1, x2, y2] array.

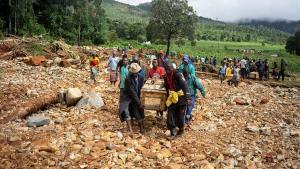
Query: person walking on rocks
[[164, 62, 191, 139], [119, 63, 145, 134], [89, 53, 100, 83], [108, 52, 119, 86], [178, 55, 196, 77], [181, 58, 206, 124]]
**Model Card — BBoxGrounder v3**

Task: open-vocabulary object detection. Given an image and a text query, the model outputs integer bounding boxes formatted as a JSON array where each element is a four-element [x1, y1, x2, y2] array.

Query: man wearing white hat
[[119, 63, 145, 133]]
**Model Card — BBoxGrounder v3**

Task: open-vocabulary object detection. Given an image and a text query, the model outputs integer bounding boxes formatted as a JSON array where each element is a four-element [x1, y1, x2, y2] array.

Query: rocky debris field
[[0, 58, 299, 169]]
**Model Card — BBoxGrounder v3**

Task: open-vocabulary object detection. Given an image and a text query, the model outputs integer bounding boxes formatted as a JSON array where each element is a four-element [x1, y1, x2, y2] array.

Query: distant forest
[[0, 0, 294, 45]]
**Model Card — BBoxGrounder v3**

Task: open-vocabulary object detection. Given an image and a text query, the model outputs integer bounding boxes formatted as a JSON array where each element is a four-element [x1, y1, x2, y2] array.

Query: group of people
[[94, 50, 206, 139], [217, 57, 288, 86]]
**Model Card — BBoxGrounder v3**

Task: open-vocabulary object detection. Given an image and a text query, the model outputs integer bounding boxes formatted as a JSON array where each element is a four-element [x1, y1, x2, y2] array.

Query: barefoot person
[[164, 62, 191, 139], [89, 52, 99, 83], [119, 63, 145, 133], [108, 51, 119, 86]]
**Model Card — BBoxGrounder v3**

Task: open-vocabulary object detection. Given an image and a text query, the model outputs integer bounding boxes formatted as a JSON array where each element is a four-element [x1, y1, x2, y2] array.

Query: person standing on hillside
[[108, 51, 119, 86], [264, 59, 269, 80], [219, 63, 227, 84], [240, 57, 247, 79], [256, 59, 264, 81], [278, 59, 287, 81], [117, 54, 128, 74], [119, 63, 145, 134], [164, 61, 191, 139], [90, 53, 100, 83], [272, 61, 279, 79]]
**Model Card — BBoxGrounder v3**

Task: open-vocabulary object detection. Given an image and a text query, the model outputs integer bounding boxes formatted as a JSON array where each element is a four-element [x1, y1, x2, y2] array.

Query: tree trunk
[[78, 23, 81, 46], [166, 32, 172, 57], [14, 0, 17, 35], [8, 0, 12, 33], [0, 92, 59, 124]]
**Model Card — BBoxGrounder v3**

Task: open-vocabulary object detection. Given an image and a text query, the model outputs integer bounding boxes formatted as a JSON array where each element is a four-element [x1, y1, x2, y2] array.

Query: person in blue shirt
[[178, 55, 196, 77]]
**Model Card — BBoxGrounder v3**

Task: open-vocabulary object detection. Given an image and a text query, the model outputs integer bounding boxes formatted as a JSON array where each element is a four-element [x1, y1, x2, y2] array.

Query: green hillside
[[103, 0, 290, 44], [103, 0, 149, 23]]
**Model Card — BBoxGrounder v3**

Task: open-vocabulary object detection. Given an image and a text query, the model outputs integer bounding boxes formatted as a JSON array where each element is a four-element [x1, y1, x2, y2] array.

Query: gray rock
[[260, 127, 272, 136], [76, 91, 104, 109], [116, 131, 123, 140], [226, 144, 242, 157], [54, 57, 62, 64], [27, 116, 50, 127], [66, 88, 82, 106]]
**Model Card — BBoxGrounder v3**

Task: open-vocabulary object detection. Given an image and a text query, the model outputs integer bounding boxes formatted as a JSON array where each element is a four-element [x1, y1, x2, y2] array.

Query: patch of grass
[[27, 42, 44, 56]]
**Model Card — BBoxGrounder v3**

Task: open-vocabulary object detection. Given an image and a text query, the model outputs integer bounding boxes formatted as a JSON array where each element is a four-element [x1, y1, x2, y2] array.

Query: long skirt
[[110, 69, 117, 82]]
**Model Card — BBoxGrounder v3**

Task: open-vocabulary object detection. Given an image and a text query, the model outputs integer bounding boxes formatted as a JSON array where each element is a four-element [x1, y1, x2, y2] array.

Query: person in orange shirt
[[90, 54, 100, 83]]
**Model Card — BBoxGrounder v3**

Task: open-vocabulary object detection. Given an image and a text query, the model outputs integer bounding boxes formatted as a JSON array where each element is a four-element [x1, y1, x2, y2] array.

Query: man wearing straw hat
[[119, 63, 145, 134]]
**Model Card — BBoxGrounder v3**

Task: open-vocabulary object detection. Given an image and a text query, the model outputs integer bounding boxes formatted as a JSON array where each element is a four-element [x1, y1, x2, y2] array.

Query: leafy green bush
[[27, 43, 44, 56]]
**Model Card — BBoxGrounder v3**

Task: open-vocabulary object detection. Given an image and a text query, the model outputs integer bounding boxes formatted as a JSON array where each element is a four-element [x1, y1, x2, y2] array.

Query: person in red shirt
[[149, 59, 165, 79], [90, 55, 99, 83], [148, 59, 166, 119]]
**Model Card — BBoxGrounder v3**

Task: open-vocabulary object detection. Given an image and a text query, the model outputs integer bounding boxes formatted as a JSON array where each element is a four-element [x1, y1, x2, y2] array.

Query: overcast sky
[[115, 0, 300, 22]]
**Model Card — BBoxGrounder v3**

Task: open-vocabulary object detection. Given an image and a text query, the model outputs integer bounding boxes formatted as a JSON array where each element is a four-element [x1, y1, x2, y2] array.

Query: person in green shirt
[[119, 58, 129, 89]]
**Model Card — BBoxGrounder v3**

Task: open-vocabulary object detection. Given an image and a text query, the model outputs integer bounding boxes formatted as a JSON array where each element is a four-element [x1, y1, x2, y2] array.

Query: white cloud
[[115, 0, 300, 21]]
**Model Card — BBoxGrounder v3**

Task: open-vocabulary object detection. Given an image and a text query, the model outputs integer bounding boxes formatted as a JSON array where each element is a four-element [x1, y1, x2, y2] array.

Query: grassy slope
[[103, 0, 149, 23]]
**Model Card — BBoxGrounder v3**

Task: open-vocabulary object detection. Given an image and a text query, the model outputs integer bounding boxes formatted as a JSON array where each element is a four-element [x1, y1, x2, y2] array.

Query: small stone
[[27, 115, 50, 127], [277, 154, 285, 161], [106, 143, 114, 150], [260, 127, 271, 136], [168, 163, 183, 169], [72, 144, 83, 151], [79, 164, 88, 169], [9, 136, 21, 142], [234, 97, 249, 105], [165, 141, 172, 148], [81, 147, 90, 155], [116, 131, 123, 140], [118, 153, 128, 164], [200, 160, 214, 169], [225, 144, 242, 157], [260, 97, 269, 104], [246, 124, 260, 133], [290, 130, 300, 137]]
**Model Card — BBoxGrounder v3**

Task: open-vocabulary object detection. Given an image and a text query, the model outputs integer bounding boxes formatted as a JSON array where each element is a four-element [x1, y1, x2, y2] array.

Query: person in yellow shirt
[[225, 63, 233, 83]]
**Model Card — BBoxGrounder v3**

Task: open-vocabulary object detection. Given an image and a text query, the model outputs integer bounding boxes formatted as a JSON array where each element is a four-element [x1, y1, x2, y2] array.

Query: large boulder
[[76, 91, 104, 109], [59, 59, 71, 67], [28, 56, 46, 66], [66, 88, 83, 106]]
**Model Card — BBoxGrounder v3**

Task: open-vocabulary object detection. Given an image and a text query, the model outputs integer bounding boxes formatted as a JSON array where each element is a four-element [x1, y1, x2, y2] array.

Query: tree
[[147, 0, 197, 55], [286, 29, 300, 56]]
